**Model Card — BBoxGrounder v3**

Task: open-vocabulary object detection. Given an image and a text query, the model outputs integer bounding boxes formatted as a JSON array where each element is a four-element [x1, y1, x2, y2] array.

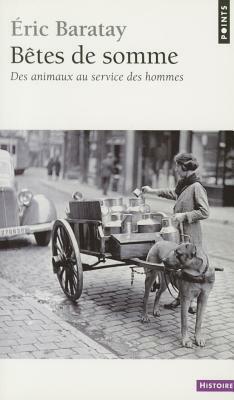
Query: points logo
[[218, 0, 230, 43]]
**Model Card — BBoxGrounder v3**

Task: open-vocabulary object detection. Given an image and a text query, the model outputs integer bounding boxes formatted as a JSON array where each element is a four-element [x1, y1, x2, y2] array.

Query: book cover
[[0, 0, 233, 399]]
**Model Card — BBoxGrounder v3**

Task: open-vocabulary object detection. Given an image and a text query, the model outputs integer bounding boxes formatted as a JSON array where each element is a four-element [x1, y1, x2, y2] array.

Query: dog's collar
[[163, 251, 213, 284], [180, 256, 214, 283], [180, 264, 208, 283]]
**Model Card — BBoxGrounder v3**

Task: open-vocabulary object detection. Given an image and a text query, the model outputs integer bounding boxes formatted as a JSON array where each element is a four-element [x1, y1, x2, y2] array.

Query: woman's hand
[[142, 186, 162, 196], [142, 186, 159, 194], [141, 186, 153, 193], [173, 213, 187, 223]]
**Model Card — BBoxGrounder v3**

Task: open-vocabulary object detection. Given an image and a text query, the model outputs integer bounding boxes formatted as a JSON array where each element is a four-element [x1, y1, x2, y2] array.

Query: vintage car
[[0, 149, 57, 246]]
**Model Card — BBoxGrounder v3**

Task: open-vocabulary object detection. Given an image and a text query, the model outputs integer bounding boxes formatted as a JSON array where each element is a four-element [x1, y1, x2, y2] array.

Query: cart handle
[[129, 258, 165, 271], [179, 223, 191, 243], [66, 218, 103, 224]]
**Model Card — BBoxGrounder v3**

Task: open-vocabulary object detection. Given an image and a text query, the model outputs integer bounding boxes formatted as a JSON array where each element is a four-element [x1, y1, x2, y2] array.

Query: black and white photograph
[[0, 130, 233, 359]]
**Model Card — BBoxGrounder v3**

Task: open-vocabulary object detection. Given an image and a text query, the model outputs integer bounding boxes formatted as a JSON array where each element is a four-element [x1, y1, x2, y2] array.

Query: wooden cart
[[51, 200, 165, 301]]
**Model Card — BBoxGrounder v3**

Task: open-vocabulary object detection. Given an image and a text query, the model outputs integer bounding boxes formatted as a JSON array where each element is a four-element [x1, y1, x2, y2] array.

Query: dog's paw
[[195, 335, 206, 347], [153, 309, 161, 317], [141, 314, 150, 323], [181, 336, 193, 348]]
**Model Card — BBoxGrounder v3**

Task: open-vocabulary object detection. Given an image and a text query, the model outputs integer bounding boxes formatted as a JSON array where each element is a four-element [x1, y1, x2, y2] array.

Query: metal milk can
[[160, 217, 180, 243], [137, 213, 162, 233], [121, 213, 133, 234], [127, 197, 150, 212], [127, 197, 151, 232], [101, 198, 126, 214], [104, 213, 123, 235]]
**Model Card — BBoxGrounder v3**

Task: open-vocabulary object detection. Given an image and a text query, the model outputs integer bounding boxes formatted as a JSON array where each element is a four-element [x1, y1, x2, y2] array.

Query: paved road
[[0, 168, 234, 359]]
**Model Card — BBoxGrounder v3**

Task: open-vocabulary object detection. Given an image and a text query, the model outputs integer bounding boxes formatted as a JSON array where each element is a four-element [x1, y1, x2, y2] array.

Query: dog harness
[[179, 257, 215, 284], [164, 254, 215, 284]]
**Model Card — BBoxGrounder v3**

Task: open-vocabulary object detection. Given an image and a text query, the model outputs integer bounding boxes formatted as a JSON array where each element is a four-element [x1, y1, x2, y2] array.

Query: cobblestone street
[[0, 168, 234, 359]]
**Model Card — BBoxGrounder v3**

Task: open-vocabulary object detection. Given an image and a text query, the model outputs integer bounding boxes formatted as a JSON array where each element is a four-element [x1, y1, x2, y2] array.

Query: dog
[[142, 240, 215, 348]]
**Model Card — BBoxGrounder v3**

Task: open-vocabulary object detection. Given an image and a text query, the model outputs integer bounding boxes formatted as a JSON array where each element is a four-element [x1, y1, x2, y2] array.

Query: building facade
[[64, 131, 180, 194], [180, 131, 234, 206], [27, 131, 64, 168], [57, 130, 234, 206]]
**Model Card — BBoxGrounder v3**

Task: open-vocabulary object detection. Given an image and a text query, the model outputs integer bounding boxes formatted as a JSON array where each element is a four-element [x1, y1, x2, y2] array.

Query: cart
[[51, 200, 166, 301]]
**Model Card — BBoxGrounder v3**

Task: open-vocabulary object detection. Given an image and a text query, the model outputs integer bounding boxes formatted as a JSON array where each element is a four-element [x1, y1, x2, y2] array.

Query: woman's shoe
[[188, 300, 197, 314], [188, 305, 197, 314]]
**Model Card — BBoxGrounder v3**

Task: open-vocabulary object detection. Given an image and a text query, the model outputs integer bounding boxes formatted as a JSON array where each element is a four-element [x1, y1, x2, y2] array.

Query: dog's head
[[163, 242, 197, 269]]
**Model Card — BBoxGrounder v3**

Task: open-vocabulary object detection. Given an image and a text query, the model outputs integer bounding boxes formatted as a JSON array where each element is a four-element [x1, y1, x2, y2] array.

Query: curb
[[0, 277, 117, 359]]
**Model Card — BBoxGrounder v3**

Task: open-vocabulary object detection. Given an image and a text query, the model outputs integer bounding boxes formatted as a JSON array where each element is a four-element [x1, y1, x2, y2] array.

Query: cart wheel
[[52, 219, 83, 301]]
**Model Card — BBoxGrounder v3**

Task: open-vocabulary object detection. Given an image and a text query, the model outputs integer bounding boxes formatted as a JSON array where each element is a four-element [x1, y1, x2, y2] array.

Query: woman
[[142, 152, 210, 312]]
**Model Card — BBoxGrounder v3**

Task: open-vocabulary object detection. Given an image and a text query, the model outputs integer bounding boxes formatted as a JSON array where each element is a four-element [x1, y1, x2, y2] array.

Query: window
[[0, 144, 8, 151]]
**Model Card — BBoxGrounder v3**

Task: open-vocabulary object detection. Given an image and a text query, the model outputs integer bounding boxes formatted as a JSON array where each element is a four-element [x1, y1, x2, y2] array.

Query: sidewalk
[[41, 177, 234, 225], [0, 278, 116, 359]]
